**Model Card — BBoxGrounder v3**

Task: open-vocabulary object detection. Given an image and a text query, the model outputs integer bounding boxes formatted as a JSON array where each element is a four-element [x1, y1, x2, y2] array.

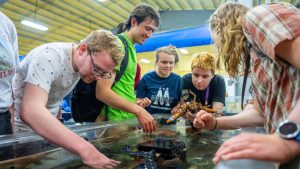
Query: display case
[[0, 115, 243, 169]]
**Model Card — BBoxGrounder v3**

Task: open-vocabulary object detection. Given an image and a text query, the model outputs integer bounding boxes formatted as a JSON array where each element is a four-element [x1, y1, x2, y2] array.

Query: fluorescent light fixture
[[140, 59, 150, 64], [21, 20, 48, 31], [179, 48, 188, 55], [98, 0, 107, 2]]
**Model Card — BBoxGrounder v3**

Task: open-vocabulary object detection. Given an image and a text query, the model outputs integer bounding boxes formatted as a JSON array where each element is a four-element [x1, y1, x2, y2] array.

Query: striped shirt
[[243, 3, 300, 133]]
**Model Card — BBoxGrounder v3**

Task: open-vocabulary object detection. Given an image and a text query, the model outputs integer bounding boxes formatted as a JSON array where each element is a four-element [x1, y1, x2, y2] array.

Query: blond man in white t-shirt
[[12, 29, 122, 169]]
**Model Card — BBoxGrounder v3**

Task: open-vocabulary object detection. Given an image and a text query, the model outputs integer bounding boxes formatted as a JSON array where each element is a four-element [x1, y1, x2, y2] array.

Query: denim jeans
[[0, 110, 13, 135]]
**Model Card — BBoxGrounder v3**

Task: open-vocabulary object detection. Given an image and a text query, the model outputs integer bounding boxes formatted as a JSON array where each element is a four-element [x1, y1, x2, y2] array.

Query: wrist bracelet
[[211, 118, 218, 131]]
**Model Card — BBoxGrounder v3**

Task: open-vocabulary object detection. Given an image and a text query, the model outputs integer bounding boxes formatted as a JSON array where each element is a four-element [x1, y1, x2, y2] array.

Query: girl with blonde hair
[[136, 45, 181, 115]]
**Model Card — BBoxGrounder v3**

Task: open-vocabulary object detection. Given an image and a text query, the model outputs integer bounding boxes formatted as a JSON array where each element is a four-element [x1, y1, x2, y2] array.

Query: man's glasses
[[88, 49, 112, 79]]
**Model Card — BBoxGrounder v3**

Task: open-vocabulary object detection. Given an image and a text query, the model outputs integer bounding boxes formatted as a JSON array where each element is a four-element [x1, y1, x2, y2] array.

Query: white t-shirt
[[13, 42, 80, 132], [0, 11, 19, 113]]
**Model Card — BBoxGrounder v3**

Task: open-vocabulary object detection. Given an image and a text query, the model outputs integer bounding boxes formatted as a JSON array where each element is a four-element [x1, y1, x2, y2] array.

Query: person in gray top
[[0, 11, 19, 135]]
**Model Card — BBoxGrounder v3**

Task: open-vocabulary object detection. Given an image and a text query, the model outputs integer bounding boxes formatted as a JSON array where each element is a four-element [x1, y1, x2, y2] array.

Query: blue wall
[[19, 26, 212, 56], [135, 26, 212, 53], [19, 55, 25, 62]]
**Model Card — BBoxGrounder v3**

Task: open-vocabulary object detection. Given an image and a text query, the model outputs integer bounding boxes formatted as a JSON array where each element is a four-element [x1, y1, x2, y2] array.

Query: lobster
[[166, 91, 219, 123]]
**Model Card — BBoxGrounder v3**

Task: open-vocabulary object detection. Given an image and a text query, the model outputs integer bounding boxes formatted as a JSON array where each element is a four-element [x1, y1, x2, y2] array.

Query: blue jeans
[[0, 110, 13, 135]]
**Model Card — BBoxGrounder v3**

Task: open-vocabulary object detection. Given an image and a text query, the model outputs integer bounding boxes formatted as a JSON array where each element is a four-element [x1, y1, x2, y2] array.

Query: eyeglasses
[[88, 49, 112, 79]]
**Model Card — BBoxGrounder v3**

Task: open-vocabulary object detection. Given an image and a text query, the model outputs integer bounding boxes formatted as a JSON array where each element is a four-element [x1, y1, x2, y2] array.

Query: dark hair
[[114, 4, 160, 34]]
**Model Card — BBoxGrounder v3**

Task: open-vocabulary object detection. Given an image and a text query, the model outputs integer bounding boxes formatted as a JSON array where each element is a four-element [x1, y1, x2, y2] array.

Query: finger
[[186, 112, 194, 119], [187, 112, 196, 122], [194, 112, 203, 121], [145, 122, 151, 133], [107, 162, 118, 168], [141, 99, 146, 106], [193, 121, 204, 128], [144, 125, 149, 133], [219, 134, 254, 150], [214, 136, 252, 157], [144, 98, 151, 104], [214, 148, 257, 164], [215, 143, 241, 157], [218, 134, 252, 147], [196, 110, 208, 117], [104, 165, 113, 169], [142, 98, 150, 106], [137, 100, 144, 107], [187, 111, 196, 117], [110, 159, 121, 165], [140, 102, 145, 107], [189, 116, 195, 123], [182, 113, 188, 119], [193, 119, 204, 128], [223, 149, 257, 160], [194, 113, 205, 127], [215, 139, 253, 158], [213, 155, 222, 164], [152, 120, 157, 132], [142, 123, 147, 133], [94, 76, 102, 81], [150, 119, 156, 133], [142, 102, 148, 107], [187, 114, 194, 122], [200, 113, 213, 122]]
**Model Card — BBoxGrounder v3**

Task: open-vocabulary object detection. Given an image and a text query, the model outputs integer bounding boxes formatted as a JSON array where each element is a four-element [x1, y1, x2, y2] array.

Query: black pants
[[280, 155, 300, 169], [0, 110, 13, 135]]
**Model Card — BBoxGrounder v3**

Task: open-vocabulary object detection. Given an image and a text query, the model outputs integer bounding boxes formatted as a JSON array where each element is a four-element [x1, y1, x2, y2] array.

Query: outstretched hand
[[135, 107, 156, 133], [213, 133, 300, 164], [80, 143, 120, 169]]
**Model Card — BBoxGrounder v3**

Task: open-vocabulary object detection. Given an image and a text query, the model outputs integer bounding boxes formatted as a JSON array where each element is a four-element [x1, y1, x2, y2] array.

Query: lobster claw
[[166, 112, 183, 123]]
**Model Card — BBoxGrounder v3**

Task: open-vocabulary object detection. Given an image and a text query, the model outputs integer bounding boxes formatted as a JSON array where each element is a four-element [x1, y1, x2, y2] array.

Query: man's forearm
[[21, 106, 90, 156]]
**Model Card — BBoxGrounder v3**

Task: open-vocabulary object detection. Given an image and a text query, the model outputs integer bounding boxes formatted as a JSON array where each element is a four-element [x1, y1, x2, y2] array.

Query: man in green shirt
[[96, 4, 160, 133]]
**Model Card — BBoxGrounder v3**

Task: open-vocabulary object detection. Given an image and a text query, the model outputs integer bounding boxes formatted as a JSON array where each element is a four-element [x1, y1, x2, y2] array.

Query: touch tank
[[0, 115, 242, 169]]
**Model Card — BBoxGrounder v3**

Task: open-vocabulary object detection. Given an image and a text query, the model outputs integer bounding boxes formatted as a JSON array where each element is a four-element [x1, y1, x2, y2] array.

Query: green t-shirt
[[101, 33, 137, 120]]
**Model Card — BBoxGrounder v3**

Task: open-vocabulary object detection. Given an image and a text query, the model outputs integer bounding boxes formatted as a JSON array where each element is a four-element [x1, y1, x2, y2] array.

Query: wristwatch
[[277, 120, 300, 142]]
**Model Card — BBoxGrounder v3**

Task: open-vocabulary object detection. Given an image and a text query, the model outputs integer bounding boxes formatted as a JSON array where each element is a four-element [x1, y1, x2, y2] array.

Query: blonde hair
[[209, 2, 248, 78], [155, 45, 179, 64], [79, 29, 122, 65], [191, 52, 216, 74]]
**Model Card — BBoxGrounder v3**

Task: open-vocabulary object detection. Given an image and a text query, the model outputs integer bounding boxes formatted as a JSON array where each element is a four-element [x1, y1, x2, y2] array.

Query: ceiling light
[[140, 59, 150, 64], [21, 20, 48, 31], [97, 0, 107, 2], [179, 48, 188, 55]]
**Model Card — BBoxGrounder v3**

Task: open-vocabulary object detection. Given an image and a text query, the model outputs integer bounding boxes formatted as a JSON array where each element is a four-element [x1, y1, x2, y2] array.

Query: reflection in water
[[0, 123, 240, 169]]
